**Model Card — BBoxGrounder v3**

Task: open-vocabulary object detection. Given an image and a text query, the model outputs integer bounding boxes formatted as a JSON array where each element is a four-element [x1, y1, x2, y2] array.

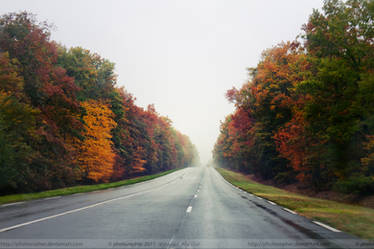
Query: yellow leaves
[[72, 100, 117, 182], [0, 52, 24, 96], [276, 113, 284, 119], [269, 83, 280, 89], [361, 135, 374, 168]]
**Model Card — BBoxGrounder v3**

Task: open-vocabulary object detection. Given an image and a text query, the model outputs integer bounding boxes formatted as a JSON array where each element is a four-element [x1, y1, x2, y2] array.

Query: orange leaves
[[112, 90, 196, 178], [132, 146, 147, 174], [73, 100, 117, 182], [214, 107, 255, 168], [274, 113, 307, 173], [215, 42, 314, 180], [253, 42, 308, 109], [0, 11, 198, 194]]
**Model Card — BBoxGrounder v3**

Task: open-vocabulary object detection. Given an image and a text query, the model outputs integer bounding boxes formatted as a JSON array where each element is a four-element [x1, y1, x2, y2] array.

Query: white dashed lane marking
[[312, 221, 341, 232], [44, 196, 61, 201], [186, 206, 193, 213]]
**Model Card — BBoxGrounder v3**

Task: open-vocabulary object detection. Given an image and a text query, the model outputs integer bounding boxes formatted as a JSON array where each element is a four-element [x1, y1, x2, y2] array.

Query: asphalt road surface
[[0, 167, 368, 249]]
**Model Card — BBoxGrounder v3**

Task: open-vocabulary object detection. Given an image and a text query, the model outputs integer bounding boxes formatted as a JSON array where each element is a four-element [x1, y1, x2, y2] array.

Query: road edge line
[[0, 179, 174, 233], [0, 202, 25, 208], [283, 207, 297, 215]]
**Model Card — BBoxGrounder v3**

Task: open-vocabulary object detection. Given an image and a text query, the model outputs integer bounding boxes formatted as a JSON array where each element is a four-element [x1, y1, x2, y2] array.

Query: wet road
[[0, 167, 365, 248]]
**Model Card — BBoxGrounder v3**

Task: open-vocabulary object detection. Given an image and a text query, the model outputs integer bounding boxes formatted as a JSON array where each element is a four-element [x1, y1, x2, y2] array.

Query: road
[[0, 167, 366, 249]]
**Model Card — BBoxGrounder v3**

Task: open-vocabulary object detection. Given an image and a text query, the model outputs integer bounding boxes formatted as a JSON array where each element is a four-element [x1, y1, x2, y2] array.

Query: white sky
[[1, 0, 323, 164]]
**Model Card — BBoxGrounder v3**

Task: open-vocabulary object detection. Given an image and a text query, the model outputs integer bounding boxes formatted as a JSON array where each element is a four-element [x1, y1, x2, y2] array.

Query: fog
[[1, 0, 323, 164]]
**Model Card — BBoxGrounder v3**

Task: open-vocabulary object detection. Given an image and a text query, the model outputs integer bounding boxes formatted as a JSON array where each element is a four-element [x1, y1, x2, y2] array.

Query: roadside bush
[[334, 176, 374, 195]]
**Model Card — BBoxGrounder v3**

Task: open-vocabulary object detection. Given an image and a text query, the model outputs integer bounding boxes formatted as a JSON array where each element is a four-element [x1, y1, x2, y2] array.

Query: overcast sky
[[2, 0, 323, 164]]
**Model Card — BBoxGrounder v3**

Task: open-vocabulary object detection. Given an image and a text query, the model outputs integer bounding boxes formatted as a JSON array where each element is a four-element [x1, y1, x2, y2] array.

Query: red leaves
[[0, 12, 197, 192], [226, 87, 238, 103], [274, 113, 307, 177], [214, 42, 312, 180], [112, 89, 196, 178]]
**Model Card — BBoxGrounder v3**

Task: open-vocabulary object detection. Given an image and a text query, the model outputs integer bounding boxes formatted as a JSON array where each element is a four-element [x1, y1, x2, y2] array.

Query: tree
[[0, 11, 197, 194], [57, 46, 117, 101], [214, 0, 374, 192], [302, 0, 374, 182], [72, 100, 117, 183], [0, 92, 39, 192], [0, 12, 83, 190]]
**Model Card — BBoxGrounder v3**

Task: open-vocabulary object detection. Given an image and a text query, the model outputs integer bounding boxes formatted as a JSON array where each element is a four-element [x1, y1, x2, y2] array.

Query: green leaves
[[215, 0, 374, 192], [0, 11, 198, 194], [0, 92, 39, 191]]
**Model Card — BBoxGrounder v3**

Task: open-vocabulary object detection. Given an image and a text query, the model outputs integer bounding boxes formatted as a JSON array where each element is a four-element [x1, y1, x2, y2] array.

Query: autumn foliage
[[214, 0, 374, 193], [0, 12, 198, 194], [71, 100, 117, 182]]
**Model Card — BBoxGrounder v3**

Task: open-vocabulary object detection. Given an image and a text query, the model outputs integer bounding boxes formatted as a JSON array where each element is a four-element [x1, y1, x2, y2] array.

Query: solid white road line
[[0, 202, 25, 207], [267, 200, 277, 205], [256, 197, 262, 200], [90, 190, 104, 194], [312, 221, 341, 232], [283, 208, 297, 215], [43, 196, 61, 201], [186, 206, 193, 213], [0, 183, 171, 233]]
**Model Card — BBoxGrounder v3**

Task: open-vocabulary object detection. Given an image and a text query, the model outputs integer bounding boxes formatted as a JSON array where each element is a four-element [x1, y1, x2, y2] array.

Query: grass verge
[[0, 168, 181, 205], [216, 167, 374, 240]]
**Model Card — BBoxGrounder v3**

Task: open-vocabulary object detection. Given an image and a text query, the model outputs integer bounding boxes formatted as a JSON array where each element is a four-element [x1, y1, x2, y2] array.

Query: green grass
[[216, 167, 374, 240], [0, 168, 180, 205]]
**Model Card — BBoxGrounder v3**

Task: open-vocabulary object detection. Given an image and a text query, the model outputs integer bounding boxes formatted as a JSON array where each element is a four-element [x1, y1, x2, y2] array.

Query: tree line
[[0, 12, 198, 194], [214, 0, 374, 194]]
